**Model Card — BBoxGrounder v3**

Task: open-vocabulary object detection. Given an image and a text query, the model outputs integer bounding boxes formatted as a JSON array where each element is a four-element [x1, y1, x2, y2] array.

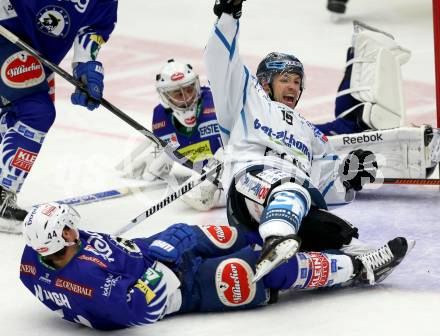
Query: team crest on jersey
[[215, 258, 256, 307], [36, 6, 71, 38], [1, 52, 45, 89], [201, 225, 238, 249]]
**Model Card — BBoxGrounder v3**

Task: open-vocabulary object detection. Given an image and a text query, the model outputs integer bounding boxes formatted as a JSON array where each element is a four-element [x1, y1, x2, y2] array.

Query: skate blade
[[252, 239, 299, 283]]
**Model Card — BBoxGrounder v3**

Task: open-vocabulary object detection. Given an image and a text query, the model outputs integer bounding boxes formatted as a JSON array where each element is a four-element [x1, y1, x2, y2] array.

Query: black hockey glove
[[340, 149, 378, 191], [213, 0, 246, 19]]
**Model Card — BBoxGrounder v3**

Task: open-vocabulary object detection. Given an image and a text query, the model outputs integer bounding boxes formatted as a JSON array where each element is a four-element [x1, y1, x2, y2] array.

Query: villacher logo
[[1, 52, 45, 89]]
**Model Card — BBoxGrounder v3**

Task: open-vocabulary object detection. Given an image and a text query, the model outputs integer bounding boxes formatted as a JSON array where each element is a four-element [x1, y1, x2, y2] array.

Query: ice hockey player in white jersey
[[204, 0, 379, 280]]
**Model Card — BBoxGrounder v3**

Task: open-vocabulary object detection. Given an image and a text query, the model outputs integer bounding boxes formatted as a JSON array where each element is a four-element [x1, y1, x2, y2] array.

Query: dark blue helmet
[[256, 52, 305, 90]]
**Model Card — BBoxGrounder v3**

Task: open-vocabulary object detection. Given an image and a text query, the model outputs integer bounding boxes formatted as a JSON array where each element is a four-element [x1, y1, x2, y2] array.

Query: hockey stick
[[112, 161, 223, 236], [0, 25, 194, 171], [33, 184, 159, 207], [381, 178, 440, 185], [45, 186, 148, 206]]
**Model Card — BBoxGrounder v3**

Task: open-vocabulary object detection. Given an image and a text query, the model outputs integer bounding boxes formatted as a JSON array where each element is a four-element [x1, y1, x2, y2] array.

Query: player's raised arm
[[204, 0, 248, 140]]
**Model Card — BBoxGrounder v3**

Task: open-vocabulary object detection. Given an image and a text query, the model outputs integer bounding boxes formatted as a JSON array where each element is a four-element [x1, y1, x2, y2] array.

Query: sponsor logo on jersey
[[216, 258, 256, 307], [342, 132, 384, 145], [254, 118, 311, 161], [78, 254, 108, 268], [201, 225, 238, 249], [198, 120, 220, 138], [55, 277, 94, 298], [34, 284, 72, 309], [153, 120, 166, 130], [39, 273, 52, 285], [11, 147, 38, 172], [202, 107, 216, 115], [1, 52, 45, 89], [178, 140, 213, 162], [160, 133, 180, 149], [58, 0, 91, 14], [85, 232, 115, 262], [20, 263, 37, 276], [41, 204, 57, 217], [101, 274, 122, 297], [236, 172, 271, 205], [135, 267, 164, 303], [306, 252, 330, 288], [36, 6, 71, 38], [134, 280, 156, 304]]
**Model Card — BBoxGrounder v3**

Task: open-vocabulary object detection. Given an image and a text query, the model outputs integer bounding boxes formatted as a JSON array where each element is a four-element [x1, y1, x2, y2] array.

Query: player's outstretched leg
[[254, 183, 311, 282], [353, 237, 415, 285]]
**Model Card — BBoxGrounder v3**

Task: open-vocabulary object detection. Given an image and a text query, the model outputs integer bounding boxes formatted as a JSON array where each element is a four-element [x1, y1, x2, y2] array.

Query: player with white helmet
[[20, 202, 415, 330], [118, 59, 223, 186], [23, 202, 80, 264]]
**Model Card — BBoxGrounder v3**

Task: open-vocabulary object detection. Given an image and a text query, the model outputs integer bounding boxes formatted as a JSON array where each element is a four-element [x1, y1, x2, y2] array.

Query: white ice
[[1, 0, 439, 335]]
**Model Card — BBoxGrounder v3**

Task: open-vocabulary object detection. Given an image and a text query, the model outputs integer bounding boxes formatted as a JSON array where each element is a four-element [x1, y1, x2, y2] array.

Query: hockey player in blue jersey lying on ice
[[0, 0, 118, 234], [20, 202, 414, 330]]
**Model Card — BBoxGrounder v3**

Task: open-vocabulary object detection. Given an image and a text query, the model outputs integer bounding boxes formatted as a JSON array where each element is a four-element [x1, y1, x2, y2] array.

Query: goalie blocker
[[328, 125, 440, 179]]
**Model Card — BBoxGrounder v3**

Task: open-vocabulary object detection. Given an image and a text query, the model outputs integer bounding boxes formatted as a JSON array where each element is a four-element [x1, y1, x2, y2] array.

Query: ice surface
[[1, 1, 439, 335]]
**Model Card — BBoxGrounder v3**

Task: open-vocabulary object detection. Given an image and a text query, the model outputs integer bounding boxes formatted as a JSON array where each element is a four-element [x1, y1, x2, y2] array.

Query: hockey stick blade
[[113, 161, 223, 236], [0, 25, 194, 171]]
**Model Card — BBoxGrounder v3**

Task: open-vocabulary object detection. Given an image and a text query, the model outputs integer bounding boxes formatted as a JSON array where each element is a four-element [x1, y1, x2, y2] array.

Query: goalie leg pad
[[328, 126, 437, 178], [338, 26, 411, 130]]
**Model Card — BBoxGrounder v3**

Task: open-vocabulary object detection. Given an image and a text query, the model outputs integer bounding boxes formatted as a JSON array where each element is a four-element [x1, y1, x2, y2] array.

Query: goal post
[[434, 0, 440, 127]]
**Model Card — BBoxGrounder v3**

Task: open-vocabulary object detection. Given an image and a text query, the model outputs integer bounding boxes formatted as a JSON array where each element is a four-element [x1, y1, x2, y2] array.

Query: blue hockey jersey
[[19, 230, 180, 330], [152, 86, 223, 163], [1, 0, 117, 65]]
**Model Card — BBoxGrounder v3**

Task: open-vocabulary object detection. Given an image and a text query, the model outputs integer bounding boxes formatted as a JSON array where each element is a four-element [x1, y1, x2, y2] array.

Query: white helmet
[[23, 202, 80, 256], [155, 59, 201, 127]]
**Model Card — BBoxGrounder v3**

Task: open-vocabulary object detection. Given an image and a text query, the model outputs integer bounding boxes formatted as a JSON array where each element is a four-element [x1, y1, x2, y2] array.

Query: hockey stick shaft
[[0, 25, 194, 170], [113, 161, 223, 236], [34, 186, 150, 207], [381, 178, 440, 185]]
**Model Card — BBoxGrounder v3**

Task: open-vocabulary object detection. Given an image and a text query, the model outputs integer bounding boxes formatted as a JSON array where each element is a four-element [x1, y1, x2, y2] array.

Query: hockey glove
[[71, 61, 104, 111], [123, 144, 174, 181], [340, 149, 378, 191], [213, 0, 246, 19], [147, 223, 197, 265]]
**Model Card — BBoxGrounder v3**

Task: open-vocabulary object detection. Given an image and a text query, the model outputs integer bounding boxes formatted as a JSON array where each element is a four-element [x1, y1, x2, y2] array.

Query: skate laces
[[358, 243, 394, 284]]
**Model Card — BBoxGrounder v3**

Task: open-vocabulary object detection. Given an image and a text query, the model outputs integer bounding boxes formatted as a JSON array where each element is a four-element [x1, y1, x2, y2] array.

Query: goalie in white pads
[[117, 59, 223, 183], [317, 21, 439, 179]]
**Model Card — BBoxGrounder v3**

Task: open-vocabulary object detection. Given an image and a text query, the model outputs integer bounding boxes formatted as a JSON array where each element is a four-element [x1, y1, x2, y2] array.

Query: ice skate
[[354, 237, 415, 285], [0, 186, 28, 234], [253, 235, 301, 282]]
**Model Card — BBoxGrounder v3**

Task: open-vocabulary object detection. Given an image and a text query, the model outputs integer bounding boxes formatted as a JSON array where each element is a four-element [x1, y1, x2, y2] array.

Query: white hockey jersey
[[204, 14, 354, 208]]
